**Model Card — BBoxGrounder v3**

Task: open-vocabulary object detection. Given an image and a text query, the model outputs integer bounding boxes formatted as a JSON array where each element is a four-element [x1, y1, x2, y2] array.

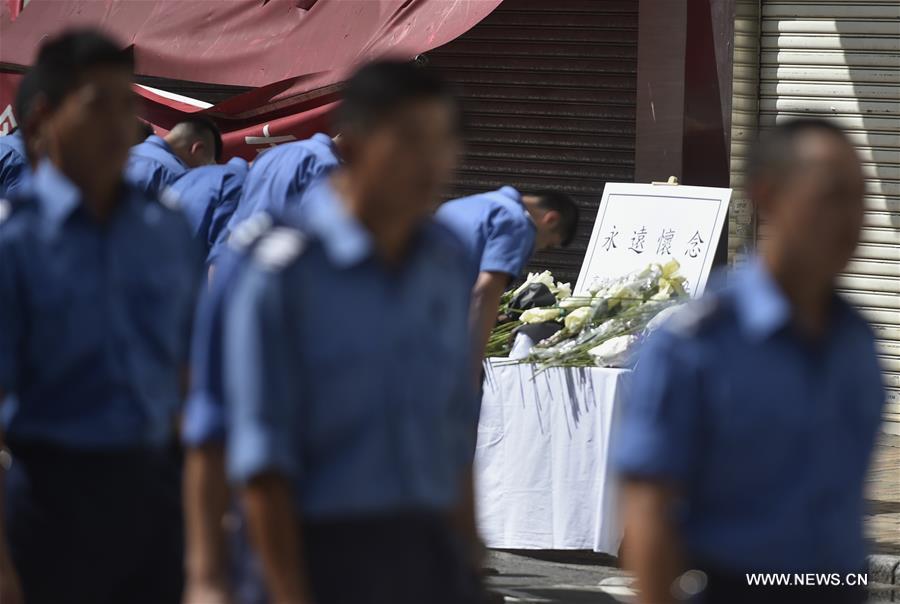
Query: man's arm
[[242, 473, 309, 604], [182, 445, 231, 604], [450, 464, 484, 569], [621, 480, 684, 604], [222, 254, 307, 604], [613, 330, 704, 604], [469, 271, 510, 377]]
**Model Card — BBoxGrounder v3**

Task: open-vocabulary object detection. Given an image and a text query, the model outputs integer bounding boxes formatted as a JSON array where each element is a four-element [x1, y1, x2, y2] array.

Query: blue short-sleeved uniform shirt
[[166, 157, 249, 260], [210, 133, 339, 263], [218, 177, 477, 518], [436, 186, 537, 287], [0, 131, 30, 198], [0, 160, 203, 449], [614, 259, 885, 573], [125, 134, 189, 199], [182, 213, 273, 447]]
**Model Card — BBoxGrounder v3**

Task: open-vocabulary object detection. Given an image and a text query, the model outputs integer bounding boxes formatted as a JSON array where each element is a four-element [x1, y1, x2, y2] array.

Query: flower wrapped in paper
[[486, 261, 689, 368]]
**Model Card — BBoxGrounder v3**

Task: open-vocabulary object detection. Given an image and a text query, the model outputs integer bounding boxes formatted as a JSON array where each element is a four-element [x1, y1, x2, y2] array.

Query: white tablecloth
[[474, 360, 631, 555]]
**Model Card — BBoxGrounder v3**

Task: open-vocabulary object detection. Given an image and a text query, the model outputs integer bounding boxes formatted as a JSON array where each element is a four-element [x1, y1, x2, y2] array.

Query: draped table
[[474, 360, 631, 556]]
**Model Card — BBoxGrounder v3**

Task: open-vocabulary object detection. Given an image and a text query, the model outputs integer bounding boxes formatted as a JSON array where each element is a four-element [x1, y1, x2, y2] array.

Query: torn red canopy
[[1, 0, 500, 89], [0, 0, 501, 158]]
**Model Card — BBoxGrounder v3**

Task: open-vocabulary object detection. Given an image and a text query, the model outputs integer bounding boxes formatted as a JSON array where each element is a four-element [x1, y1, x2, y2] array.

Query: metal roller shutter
[[427, 0, 639, 284], [759, 1, 900, 433], [729, 0, 763, 261]]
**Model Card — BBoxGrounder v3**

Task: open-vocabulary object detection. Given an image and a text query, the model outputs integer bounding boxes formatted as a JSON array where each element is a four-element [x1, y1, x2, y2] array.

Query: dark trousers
[[4, 440, 184, 604], [691, 565, 867, 604], [301, 510, 484, 604]]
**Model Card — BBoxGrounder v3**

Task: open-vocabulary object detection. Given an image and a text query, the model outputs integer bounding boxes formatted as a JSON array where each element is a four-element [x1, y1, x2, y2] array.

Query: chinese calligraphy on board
[[576, 183, 732, 297]]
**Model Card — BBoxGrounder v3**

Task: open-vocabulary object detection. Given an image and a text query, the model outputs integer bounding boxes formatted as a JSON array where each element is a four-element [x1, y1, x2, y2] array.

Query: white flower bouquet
[[485, 271, 572, 358], [486, 261, 688, 369]]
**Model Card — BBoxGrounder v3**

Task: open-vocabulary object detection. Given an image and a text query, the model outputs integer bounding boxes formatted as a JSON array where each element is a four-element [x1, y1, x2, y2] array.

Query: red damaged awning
[[0, 68, 335, 160], [0, 0, 500, 90], [0, 0, 500, 159]]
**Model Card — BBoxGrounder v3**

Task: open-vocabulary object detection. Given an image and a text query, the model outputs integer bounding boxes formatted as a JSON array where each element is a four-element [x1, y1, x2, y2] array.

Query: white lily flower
[[588, 278, 608, 295], [559, 296, 592, 310], [608, 284, 642, 309], [661, 259, 681, 279], [564, 306, 593, 332], [650, 280, 675, 301], [532, 271, 556, 291], [553, 282, 572, 300], [512, 270, 556, 298], [519, 307, 562, 324]]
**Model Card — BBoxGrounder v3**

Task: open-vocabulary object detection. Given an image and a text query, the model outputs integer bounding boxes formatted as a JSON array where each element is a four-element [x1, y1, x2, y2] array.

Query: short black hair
[[136, 118, 154, 142], [532, 190, 579, 247], [745, 118, 854, 189], [174, 116, 223, 161], [28, 28, 133, 113], [336, 59, 460, 133], [14, 67, 40, 129]]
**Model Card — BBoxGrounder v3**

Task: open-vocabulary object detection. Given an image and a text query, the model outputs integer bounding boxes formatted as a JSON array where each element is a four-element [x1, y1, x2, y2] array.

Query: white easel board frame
[[575, 183, 732, 297]]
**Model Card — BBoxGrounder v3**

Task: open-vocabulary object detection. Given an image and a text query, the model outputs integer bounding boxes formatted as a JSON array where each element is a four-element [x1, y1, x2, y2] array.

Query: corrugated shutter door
[[728, 0, 763, 261], [759, 1, 900, 433], [427, 0, 638, 284]]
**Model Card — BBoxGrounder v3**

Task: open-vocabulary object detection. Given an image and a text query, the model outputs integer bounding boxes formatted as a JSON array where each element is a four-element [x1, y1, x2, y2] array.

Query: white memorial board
[[575, 183, 732, 297]]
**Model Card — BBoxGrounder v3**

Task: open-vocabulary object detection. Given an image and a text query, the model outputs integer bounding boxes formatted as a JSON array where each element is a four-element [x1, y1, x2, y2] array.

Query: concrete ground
[[485, 550, 634, 603], [483, 433, 900, 603], [866, 434, 900, 558], [865, 434, 900, 600]]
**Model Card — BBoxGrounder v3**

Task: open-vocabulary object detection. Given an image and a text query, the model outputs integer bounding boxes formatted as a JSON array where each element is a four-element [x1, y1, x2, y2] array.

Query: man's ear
[[543, 209, 561, 229], [749, 180, 775, 220], [336, 134, 358, 165], [189, 140, 206, 158]]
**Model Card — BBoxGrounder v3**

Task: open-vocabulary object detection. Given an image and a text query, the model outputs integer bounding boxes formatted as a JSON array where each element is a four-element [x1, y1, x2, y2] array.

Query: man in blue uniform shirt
[[208, 60, 482, 604], [0, 131, 28, 198], [437, 187, 578, 373], [0, 69, 42, 197], [208, 132, 340, 264], [615, 119, 884, 604], [126, 115, 222, 198], [166, 156, 250, 262], [0, 30, 202, 604], [181, 213, 273, 604]]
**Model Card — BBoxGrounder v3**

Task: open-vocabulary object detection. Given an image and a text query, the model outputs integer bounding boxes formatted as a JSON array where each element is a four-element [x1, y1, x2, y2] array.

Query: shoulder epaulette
[[0, 195, 28, 225], [228, 212, 274, 252], [253, 226, 307, 271], [158, 186, 182, 211]]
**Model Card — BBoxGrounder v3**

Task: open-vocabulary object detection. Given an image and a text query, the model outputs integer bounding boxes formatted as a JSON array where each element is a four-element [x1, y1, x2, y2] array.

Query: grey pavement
[[866, 434, 900, 558], [483, 433, 900, 603], [486, 549, 899, 603], [865, 433, 900, 601], [485, 550, 634, 603]]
